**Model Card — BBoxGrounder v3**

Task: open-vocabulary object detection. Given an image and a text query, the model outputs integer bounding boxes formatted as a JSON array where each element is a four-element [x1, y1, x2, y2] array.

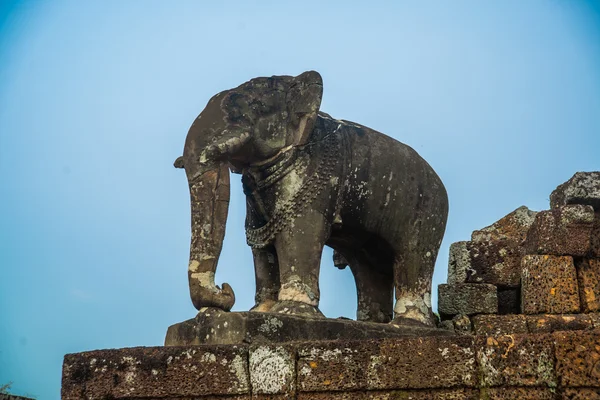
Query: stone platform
[[62, 329, 600, 399], [165, 309, 449, 346]]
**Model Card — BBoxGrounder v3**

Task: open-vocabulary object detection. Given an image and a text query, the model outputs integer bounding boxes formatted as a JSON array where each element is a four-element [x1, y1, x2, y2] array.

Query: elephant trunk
[[187, 161, 235, 311]]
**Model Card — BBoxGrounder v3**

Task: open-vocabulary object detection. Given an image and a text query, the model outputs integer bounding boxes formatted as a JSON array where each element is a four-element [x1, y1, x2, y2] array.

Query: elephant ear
[[286, 71, 323, 147]]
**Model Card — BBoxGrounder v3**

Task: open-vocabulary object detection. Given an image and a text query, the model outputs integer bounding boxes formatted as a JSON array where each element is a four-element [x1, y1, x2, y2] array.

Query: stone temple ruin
[[61, 71, 600, 399], [61, 172, 600, 399]]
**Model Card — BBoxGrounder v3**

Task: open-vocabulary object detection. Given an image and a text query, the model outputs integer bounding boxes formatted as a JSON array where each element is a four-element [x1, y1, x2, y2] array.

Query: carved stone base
[[165, 308, 449, 346]]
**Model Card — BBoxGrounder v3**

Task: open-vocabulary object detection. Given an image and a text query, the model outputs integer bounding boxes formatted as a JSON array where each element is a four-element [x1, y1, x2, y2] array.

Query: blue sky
[[1, 1, 599, 398]]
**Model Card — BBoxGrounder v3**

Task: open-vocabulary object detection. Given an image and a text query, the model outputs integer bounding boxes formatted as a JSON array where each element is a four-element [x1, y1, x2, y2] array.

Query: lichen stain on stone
[[201, 352, 217, 363], [257, 317, 283, 333], [228, 354, 249, 393], [250, 346, 293, 394]]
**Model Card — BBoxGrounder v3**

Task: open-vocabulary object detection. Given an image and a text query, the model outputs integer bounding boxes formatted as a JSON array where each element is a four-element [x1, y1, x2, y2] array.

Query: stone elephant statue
[[175, 71, 448, 327]]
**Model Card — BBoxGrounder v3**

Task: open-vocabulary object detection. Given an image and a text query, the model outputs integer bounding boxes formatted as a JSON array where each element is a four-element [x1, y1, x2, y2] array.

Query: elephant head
[[175, 71, 323, 311]]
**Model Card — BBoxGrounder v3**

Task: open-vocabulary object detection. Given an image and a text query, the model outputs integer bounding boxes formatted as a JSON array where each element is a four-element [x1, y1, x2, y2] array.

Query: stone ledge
[[62, 329, 600, 399], [165, 309, 449, 346]]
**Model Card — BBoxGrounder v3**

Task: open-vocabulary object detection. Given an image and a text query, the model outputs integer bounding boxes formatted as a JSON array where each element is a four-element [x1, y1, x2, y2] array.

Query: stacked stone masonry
[[439, 172, 600, 338], [62, 173, 600, 398], [62, 330, 600, 399]]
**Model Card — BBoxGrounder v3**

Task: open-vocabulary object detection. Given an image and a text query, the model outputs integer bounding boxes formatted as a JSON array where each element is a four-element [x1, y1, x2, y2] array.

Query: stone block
[[484, 387, 557, 399], [477, 334, 556, 387], [562, 388, 600, 399], [452, 314, 472, 335], [249, 344, 296, 394], [438, 283, 498, 317], [593, 211, 600, 257], [472, 315, 528, 336], [550, 171, 600, 211], [165, 310, 448, 346], [297, 389, 478, 400], [471, 205, 538, 243], [525, 205, 595, 257], [448, 241, 469, 284], [446, 207, 537, 288], [61, 346, 249, 400], [464, 239, 523, 287], [577, 259, 600, 312], [521, 255, 580, 314], [526, 314, 593, 334], [297, 336, 477, 391], [554, 329, 600, 387], [590, 313, 600, 328], [497, 288, 520, 314]]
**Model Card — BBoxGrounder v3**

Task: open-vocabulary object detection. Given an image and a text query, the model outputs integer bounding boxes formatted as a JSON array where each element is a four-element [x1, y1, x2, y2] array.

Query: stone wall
[[61, 172, 600, 399], [62, 329, 600, 399], [438, 172, 600, 337]]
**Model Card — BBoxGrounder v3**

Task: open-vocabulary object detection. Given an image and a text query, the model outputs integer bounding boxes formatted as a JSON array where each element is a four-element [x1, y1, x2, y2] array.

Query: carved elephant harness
[[243, 130, 342, 249]]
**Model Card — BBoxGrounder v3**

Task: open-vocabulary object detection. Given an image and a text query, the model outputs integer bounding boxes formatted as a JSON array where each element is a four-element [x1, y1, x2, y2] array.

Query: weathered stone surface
[[497, 288, 520, 315], [165, 310, 449, 346], [472, 314, 528, 336], [296, 389, 478, 399], [445, 207, 537, 288], [447, 241, 469, 284], [554, 329, 600, 387], [593, 211, 600, 257], [526, 314, 593, 334], [0, 395, 36, 400], [562, 388, 600, 399], [550, 171, 600, 211], [521, 255, 580, 314], [249, 345, 296, 395], [297, 337, 477, 391], [438, 283, 498, 317], [61, 346, 250, 400], [463, 239, 523, 287], [590, 313, 600, 328], [477, 334, 556, 387], [471, 206, 538, 243], [452, 314, 472, 335], [525, 205, 595, 257], [577, 259, 600, 312], [458, 206, 538, 287], [483, 387, 557, 399]]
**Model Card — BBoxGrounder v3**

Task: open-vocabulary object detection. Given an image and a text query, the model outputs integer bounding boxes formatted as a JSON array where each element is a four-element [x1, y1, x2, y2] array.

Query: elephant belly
[[338, 126, 447, 250]]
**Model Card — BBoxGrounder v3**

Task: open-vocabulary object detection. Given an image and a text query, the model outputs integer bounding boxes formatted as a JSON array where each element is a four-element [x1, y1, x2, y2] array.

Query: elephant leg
[[270, 209, 329, 318], [391, 223, 443, 327], [347, 256, 394, 323], [250, 246, 280, 312]]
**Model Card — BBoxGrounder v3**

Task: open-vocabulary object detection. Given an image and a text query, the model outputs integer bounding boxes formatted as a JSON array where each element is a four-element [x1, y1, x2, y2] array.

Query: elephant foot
[[250, 299, 277, 313], [269, 300, 325, 318]]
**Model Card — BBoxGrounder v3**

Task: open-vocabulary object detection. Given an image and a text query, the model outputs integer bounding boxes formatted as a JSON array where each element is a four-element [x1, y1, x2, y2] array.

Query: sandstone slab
[[521, 255, 580, 314], [61, 345, 250, 400], [447, 207, 537, 288], [165, 309, 449, 346], [438, 283, 498, 317], [297, 336, 477, 391], [525, 205, 595, 257]]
